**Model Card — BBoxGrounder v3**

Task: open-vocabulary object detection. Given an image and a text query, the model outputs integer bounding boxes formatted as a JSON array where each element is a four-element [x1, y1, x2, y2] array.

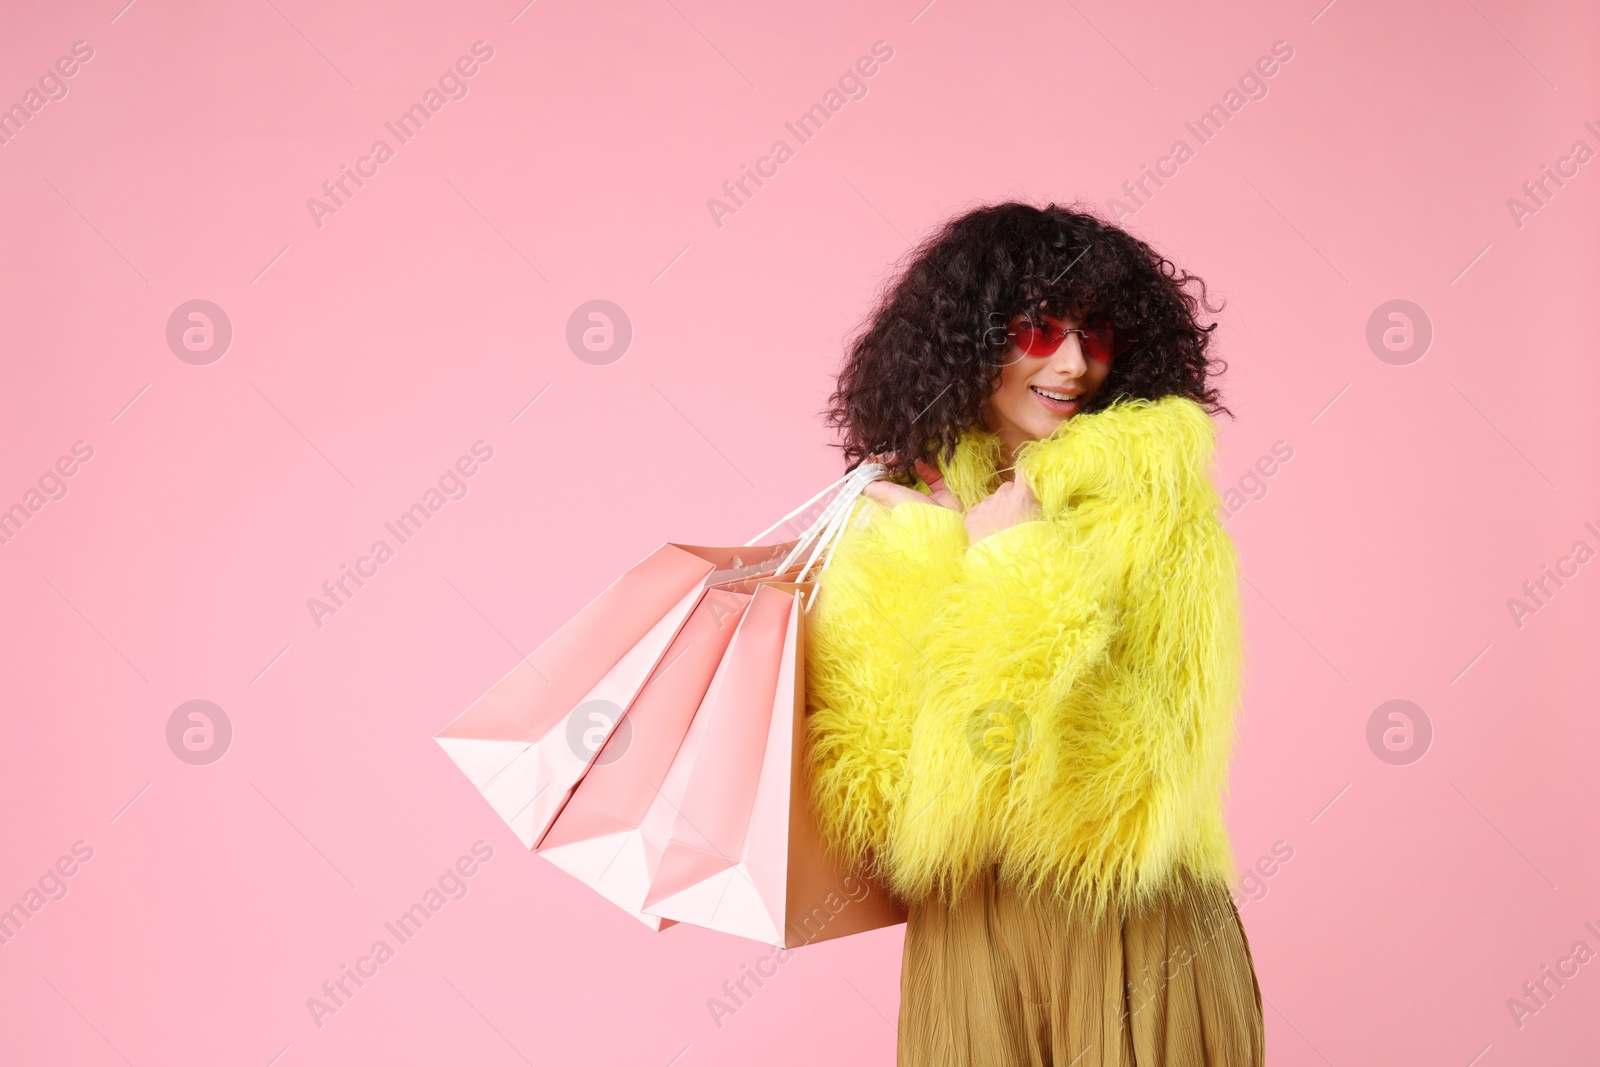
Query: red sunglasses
[[1007, 316, 1134, 363]]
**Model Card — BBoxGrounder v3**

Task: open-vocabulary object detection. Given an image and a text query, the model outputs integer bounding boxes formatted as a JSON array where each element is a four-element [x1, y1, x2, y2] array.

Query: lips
[[1030, 384, 1081, 414]]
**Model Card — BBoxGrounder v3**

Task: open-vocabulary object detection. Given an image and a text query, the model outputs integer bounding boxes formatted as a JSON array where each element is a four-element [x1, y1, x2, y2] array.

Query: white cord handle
[[742, 463, 889, 593], [794, 464, 881, 584], [770, 463, 883, 577], [743, 469, 856, 547]]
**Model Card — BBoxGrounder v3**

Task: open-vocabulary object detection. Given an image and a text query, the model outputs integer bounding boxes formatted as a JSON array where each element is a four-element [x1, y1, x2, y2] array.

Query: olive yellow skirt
[[897, 866, 1264, 1066]]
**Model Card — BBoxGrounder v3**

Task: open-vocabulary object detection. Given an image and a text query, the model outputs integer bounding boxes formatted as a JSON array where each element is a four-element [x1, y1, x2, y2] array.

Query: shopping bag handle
[[743, 463, 888, 600], [743, 468, 856, 547], [792, 464, 881, 585]]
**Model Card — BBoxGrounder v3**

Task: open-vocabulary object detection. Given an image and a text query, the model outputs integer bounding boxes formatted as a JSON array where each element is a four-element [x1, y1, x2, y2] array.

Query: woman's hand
[[859, 454, 962, 511], [862, 479, 934, 508], [913, 460, 962, 510], [964, 473, 1041, 542]]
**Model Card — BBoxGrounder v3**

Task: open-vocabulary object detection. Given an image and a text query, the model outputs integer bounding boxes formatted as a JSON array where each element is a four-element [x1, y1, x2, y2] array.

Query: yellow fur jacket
[[805, 395, 1245, 921]]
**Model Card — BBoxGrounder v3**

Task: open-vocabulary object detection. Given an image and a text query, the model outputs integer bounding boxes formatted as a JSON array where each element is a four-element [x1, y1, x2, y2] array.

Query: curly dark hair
[[825, 201, 1230, 478]]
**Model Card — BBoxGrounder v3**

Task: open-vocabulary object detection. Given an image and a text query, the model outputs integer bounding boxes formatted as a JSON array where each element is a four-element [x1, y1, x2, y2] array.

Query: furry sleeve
[[805, 497, 969, 874], [885, 502, 1125, 904], [884, 396, 1244, 913]]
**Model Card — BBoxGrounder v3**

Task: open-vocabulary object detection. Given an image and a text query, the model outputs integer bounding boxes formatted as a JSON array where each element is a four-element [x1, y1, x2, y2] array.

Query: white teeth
[[1031, 386, 1077, 402]]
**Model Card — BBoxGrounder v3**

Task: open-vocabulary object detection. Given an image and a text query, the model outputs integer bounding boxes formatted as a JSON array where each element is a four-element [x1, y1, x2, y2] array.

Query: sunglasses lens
[[1082, 323, 1115, 363], [1009, 317, 1133, 361], [1008, 321, 1043, 356], [1010, 318, 1065, 357]]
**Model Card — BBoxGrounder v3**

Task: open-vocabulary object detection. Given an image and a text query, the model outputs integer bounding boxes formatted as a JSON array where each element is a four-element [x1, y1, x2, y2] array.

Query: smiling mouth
[[1030, 385, 1083, 413]]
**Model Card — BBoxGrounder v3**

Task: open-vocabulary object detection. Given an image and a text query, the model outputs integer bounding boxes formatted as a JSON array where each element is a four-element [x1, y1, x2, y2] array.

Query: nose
[[1047, 333, 1088, 377]]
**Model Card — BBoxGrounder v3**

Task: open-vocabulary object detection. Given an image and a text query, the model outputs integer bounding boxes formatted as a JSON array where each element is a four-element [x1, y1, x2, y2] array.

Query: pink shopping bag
[[446, 463, 898, 945], [535, 582, 755, 929], [435, 541, 791, 848], [641, 581, 907, 947]]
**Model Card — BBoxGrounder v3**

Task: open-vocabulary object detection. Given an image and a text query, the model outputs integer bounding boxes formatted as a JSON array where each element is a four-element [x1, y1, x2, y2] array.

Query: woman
[[807, 202, 1264, 1065]]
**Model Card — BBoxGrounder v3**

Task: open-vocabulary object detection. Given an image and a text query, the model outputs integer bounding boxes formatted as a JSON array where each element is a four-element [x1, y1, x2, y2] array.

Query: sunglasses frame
[[1003, 313, 1139, 363]]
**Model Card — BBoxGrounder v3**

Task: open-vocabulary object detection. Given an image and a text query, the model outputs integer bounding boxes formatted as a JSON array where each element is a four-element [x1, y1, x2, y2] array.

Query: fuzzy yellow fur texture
[[805, 395, 1245, 922]]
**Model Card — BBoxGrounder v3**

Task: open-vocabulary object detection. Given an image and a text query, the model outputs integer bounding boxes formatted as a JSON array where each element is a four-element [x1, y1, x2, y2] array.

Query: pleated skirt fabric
[[897, 866, 1264, 1067]]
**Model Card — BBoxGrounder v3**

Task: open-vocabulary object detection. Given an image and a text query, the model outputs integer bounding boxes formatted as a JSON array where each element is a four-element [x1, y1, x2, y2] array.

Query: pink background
[[3, 0, 1597, 1063]]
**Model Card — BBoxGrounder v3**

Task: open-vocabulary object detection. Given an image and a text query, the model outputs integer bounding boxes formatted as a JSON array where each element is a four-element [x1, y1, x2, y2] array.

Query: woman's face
[[983, 314, 1115, 454]]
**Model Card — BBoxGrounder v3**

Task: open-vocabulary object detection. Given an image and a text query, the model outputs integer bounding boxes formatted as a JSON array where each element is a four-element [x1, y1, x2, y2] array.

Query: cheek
[[1004, 351, 1043, 403], [996, 344, 1030, 377], [989, 352, 1031, 404], [998, 351, 1030, 387], [987, 358, 1031, 419]]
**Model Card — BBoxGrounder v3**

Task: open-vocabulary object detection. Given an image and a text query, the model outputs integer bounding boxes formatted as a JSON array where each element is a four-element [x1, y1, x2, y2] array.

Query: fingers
[[1007, 473, 1041, 520], [913, 460, 963, 511], [1000, 471, 1036, 503]]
